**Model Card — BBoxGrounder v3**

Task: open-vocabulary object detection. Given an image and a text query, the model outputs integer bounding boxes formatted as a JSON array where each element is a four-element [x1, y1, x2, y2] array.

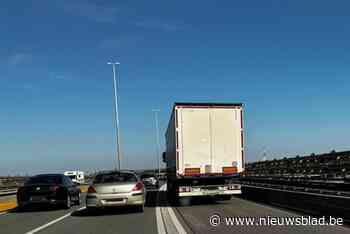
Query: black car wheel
[[75, 193, 81, 205], [64, 195, 71, 209], [136, 204, 144, 213], [17, 204, 26, 211]]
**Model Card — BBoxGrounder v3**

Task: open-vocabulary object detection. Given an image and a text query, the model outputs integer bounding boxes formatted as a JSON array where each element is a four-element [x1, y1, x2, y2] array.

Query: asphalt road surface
[[174, 195, 350, 234], [0, 186, 349, 234]]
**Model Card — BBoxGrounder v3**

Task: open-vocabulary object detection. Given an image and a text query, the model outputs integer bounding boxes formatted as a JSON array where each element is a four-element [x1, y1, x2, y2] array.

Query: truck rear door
[[179, 108, 211, 174], [178, 106, 243, 175], [210, 108, 242, 173]]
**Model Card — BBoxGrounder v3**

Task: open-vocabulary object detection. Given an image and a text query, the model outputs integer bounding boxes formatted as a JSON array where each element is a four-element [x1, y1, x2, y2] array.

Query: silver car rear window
[[94, 173, 137, 184]]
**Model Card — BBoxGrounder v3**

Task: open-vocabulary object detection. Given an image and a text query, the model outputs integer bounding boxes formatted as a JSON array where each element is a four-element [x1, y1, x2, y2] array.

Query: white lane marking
[[167, 207, 186, 234], [0, 211, 8, 216], [156, 206, 166, 234], [24, 206, 85, 234], [159, 183, 187, 234], [156, 185, 166, 234]]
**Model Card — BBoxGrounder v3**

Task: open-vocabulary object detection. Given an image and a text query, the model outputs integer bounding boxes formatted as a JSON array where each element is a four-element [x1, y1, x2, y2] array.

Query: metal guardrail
[[240, 176, 350, 194], [0, 188, 18, 196], [241, 183, 350, 223], [240, 181, 350, 198], [242, 183, 350, 198]]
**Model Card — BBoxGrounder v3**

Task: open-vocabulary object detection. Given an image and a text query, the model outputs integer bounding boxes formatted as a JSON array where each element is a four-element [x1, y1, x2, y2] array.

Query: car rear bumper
[[179, 189, 241, 197], [86, 193, 145, 208], [18, 199, 66, 207]]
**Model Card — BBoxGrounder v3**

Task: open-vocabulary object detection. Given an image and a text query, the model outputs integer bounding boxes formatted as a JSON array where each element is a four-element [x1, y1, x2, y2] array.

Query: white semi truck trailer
[[163, 103, 244, 201]]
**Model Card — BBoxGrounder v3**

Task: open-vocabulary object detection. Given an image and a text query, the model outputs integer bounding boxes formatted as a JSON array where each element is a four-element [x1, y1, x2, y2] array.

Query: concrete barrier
[[0, 198, 16, 212], [0, 189, 17, 197], [241, 185, 350, 222]]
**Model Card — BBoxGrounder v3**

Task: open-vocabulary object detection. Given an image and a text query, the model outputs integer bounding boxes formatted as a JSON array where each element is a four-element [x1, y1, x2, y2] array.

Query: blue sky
[[1, 0, 350, 175]]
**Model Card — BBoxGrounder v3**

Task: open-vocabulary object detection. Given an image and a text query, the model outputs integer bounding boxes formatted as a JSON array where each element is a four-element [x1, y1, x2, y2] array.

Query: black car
[[17, 174, 81, 209]]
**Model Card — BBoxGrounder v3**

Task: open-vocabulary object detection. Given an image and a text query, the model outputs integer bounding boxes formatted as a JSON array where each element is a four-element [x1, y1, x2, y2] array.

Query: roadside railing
[[0, 186, 18, 196]]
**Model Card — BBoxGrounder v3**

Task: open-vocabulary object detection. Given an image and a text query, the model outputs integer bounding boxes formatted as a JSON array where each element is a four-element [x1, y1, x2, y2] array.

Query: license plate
[[30, 196, 45, 202], [204, 190, 218, 195], [107, 198, 124, 202], [207, 187, 218, 190]]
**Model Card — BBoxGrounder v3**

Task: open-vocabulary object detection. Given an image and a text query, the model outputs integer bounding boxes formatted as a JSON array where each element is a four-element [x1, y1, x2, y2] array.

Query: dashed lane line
[[24, 206, 86, 234], [0, 211, 8, 216]]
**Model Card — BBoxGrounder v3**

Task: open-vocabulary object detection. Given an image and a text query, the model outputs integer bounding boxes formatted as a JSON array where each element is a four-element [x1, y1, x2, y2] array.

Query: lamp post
[[152, 109, 161, 175], [107, 62, 122, 171]]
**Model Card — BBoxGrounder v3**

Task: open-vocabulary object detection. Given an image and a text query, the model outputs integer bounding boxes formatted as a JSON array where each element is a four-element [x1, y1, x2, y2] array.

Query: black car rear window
[[26, 175, 62, 185], [94, 173, 137, 184]]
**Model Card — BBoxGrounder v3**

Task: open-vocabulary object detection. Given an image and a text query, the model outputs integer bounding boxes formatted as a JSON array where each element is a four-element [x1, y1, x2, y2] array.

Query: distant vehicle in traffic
[[140, 173, 159, 188], [157, 173, 167, 181], [64, 171, 85, 184], [17, 174, 81, 209], [86, 171, 146, 212]]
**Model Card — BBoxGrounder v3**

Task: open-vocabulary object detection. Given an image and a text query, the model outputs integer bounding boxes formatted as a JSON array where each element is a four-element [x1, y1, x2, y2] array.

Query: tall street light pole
[[108, 62, 122, 171], [152, 109, 161, 175]]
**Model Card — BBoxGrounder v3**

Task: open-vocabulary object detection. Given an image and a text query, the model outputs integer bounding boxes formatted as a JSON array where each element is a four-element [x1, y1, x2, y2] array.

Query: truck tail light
[[222, 167, 238, 174], [228, 184, 240, 190], [184, 168, 200, 176], [87, 186, 97, 193], [132, 182, 143, 191], [179, 186, 192, 192]]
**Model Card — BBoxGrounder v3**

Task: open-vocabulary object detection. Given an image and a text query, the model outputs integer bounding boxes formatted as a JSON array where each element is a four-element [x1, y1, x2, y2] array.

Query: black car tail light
[[50, 185, 60, 192]]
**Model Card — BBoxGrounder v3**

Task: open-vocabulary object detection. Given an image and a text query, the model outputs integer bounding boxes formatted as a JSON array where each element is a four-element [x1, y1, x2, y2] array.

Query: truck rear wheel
[[219, 195, 232, 201], [167, 183, 179, 205]]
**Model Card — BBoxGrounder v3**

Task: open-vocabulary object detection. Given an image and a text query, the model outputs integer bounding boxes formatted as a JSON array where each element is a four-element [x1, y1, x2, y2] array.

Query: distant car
[[17, 174, 81, 209], [64, 171, 85, 184], [157, 174, 167, 181], [86, 171, 146, 212], [140, 173, 159, 188]]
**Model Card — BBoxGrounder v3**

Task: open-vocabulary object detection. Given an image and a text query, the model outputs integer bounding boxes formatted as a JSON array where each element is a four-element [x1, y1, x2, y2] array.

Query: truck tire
[[220, 195, 232, 201], [168, 183, 179, 205]]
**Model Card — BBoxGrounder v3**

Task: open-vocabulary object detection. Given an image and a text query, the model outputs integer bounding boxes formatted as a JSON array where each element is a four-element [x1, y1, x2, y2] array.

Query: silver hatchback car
[[86, 171, 146, 212]]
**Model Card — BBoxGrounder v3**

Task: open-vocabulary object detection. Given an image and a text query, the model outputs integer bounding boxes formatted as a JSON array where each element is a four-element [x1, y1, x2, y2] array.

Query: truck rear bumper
[[179, 189, 241, 197]]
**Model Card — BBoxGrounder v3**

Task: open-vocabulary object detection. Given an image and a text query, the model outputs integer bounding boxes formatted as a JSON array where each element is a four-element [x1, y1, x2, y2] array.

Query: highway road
[[0, 184, 349, 234], [175, 195, 349, 234]]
